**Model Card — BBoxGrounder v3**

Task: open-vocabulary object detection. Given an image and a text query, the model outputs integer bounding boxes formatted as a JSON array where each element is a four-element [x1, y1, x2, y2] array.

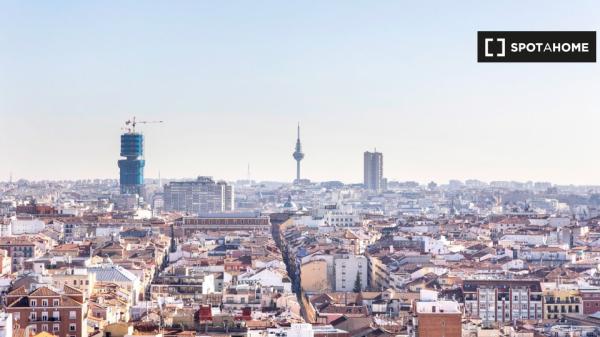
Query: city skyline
[[2, 1, 600, 184], [3, 120, 600, 186], [3, 2, 600, 335]]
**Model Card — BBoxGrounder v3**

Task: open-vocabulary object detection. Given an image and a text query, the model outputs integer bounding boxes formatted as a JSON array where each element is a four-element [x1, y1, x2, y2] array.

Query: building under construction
[[118, 117, 162, 195]]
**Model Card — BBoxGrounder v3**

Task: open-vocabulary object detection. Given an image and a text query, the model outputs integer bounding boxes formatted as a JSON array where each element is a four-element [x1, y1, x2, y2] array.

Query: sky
[[1, 1, 599, 185]]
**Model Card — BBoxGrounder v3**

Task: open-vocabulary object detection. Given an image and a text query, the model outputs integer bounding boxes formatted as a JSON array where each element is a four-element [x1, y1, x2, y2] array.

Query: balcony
[[29, 317, 60, 322], [544, 298, 580, 304]]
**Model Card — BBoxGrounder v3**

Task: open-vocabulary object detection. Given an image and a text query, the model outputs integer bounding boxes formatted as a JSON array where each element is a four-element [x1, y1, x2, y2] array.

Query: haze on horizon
[[1, 1, 600, 185]]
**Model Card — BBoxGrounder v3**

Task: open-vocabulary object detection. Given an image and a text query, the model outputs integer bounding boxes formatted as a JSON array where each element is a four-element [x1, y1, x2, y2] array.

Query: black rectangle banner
[[477, 31, 596, 62]]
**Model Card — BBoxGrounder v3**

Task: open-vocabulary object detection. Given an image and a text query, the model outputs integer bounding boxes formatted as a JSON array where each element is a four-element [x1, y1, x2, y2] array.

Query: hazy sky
[[1, 1, 600, 184]]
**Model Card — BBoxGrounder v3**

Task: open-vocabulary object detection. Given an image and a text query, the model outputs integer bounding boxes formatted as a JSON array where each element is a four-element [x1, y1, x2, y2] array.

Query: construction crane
[[124, 116, 164, 133]]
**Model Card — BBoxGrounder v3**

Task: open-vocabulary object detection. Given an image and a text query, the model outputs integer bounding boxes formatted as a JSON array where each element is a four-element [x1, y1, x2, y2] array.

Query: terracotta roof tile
[[7, 286, 28, 296], [29, 287, 61, 297]]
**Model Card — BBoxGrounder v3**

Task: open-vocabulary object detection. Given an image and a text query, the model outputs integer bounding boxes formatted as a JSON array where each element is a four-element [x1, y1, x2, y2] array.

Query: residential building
[[163, 176, 234, 214], [4, 285, 86, 337], [542, 283, 582, 319], [0, 313, 12, 337], [88, 265, 141, 304], [300, 259, 331, 293], [0, 237, 43, 272], [412, 300, 462, 337], [0, 249, 12, 276], [580, 287, 600, 315], [334, 254, 368, 292], [463, 279, 543, 322]]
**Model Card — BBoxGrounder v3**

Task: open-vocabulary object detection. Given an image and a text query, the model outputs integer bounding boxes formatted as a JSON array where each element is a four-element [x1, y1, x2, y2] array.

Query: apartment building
[[412, 300, 462, 337], [0, 237, 44, 272], [334, 254, 368, 292], [580, 287, 600, 315], [4, 285, 87, 337], [463, 280, 543, 322], [542, 283, 582, 319]]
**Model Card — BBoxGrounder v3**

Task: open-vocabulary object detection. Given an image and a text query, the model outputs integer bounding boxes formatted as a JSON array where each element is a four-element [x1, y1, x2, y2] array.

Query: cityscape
[[2, 2, 600, 337], [1, 119, 600, 337]]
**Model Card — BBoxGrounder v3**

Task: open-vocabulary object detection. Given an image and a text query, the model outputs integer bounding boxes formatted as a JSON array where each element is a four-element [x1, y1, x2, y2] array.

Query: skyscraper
[[364, 150, 383, 192], [118, 132, 145, 195], [292, 123, 305, 183]]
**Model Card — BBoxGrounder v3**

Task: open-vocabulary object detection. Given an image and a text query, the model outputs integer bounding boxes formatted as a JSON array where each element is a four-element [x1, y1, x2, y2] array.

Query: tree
[[353, 272, 362, 293], [170, 224, 177, 253]]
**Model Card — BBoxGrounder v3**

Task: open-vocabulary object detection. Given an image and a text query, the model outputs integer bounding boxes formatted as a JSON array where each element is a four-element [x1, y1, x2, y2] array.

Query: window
[[53, 299, 59, 306], [42, 325, 48, 332], [69, 324, 76, 332], [69, 311, 76, 319], [41, 312, 48, 321], [53, 324, 60, 332], [53, 311, 60, 320], [30, 300, 37, 307], [30, 312, 37, 321], [42, 300, 48, 307]]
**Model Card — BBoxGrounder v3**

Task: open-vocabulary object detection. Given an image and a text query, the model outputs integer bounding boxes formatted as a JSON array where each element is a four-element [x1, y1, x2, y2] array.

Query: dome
[[283, 195, 298, 210]]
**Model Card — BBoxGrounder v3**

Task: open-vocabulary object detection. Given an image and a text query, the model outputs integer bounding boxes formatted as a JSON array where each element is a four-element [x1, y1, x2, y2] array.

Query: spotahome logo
[[478, 31, 596, 62]]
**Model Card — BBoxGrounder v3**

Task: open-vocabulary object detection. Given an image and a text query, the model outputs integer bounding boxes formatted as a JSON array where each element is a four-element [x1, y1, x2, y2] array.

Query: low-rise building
[[542, 283, 582, 319], [4, 285, 86, 337]]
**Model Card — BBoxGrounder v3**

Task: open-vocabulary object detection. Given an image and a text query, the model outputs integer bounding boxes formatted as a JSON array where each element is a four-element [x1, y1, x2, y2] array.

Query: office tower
[[363, 150, 383, 192], [222, 183, 234, 211], [292, 123, 305, 183], [163, 176, 234, 214], [118, 132, 145, 195]]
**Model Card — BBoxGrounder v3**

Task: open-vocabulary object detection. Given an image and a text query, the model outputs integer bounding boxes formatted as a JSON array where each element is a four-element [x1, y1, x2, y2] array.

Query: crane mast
[[124, 116, 164, 133]]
